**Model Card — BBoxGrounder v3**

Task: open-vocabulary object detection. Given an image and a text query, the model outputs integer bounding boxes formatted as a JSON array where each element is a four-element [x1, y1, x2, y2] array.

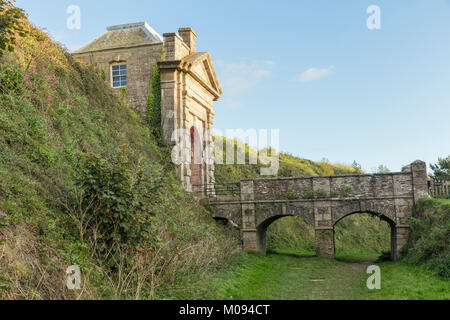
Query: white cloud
[[215, 59, 274, 97], [293, 66, 335, 83]]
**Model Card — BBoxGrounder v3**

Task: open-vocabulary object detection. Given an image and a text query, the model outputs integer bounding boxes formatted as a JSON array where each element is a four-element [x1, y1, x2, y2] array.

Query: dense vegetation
[[0, 17, 239, 299], [404, 198, 450, 279], [0, 0, 27, 57], [145, 63, 162, 138], [430, 156, 450, 182]]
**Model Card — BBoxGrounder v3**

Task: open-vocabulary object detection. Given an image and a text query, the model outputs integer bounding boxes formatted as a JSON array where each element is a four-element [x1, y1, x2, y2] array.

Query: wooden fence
[[428, 180, 450, 198]]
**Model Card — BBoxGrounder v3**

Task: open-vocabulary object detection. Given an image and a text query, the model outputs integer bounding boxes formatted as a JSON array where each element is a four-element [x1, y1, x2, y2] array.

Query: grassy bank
[[403, 198, 450, 279], [0, 17, 239, 299], [354, 261, 449, 300], [196, 199, 450, 300], [199, 251, 449, 300]]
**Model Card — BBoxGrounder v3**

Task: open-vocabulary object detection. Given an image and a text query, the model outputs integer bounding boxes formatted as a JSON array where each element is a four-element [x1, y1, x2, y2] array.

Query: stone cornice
[[72, 42, 163, 56], [158, 59, 222, 101]]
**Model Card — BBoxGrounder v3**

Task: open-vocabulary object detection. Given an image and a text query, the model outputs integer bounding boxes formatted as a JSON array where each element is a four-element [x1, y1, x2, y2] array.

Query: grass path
[[200, 250, 449, 300]]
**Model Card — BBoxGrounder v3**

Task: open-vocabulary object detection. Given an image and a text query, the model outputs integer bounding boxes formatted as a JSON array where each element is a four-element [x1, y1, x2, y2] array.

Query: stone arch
[[332, 210, 396, 261], [255, 213, 315, 254], [208, 161, 427, 261], [255, 202, 315, 228], [211, 203, 242, 227], [333, 210, 396, 228], [213, 217, 239, 229]]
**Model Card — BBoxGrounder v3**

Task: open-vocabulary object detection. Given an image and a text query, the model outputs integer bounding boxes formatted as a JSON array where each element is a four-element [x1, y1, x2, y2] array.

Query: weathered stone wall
[[207, 161, 429, 260], [157, 29, 220, 193], [250, 172, 413, 201], [73, 44, 163, 116]]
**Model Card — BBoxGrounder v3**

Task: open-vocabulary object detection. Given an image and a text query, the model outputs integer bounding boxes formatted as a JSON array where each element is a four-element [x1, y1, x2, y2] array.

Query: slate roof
[[74, 22, 163, 54]]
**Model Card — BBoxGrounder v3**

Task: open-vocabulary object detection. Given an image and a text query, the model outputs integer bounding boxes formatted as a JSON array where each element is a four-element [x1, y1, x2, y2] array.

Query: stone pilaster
[[393, 161, 427, 260], [314, 199, 335, 258], [411, 160, 430, 204], [241, 180, 259, 252], [392, 226, 410, 261], [159, 67, 177, 141], [315, 229, 335, 258]]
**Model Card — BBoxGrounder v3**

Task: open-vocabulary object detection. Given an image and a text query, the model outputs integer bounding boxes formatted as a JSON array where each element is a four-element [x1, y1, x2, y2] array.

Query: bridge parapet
[[206, 161, 429, 260]]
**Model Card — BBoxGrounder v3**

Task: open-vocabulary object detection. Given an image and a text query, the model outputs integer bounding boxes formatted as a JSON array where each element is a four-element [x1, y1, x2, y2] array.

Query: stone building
[[73, 22, 222, 193]]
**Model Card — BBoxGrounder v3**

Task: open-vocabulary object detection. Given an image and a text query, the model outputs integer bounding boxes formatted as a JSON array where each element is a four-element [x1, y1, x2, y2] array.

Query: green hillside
[[213, 137, 363, 185], [0, 19, 238, 299]]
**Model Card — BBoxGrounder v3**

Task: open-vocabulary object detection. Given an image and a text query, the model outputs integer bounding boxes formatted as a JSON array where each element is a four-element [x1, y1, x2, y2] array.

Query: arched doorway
[[333, 212, 395, 261]]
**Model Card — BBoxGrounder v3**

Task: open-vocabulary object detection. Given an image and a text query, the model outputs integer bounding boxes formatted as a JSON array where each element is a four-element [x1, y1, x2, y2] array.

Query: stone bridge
[[206, 161, 429, 260]]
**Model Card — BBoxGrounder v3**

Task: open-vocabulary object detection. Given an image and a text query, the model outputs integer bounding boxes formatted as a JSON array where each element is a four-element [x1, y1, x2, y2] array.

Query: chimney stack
[[178, 27, 197, 54]]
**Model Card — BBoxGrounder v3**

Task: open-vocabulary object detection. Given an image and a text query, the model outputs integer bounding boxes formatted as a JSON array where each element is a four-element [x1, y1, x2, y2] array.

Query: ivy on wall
[[146, 63, 162, 138]]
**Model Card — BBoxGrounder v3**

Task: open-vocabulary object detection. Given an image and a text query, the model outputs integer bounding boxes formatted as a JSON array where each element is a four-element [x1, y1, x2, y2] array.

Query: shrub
[[0, 64, 24, 93], [342, 186, 352, 198], [0, 0, 27, 57], [403, 198, 450, 279], [74, 151, 158, 255], [429, 252, 450, 279], [314, 188, 328, 199], [286, 189, 300, 200], [302, 186, 315, 199]]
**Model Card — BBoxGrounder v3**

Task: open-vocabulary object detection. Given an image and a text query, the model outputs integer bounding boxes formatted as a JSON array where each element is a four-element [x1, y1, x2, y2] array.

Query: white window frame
[[111, 63, 127, 88]]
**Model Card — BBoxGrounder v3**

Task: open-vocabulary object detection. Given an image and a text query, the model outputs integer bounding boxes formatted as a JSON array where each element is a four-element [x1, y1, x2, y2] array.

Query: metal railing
[[192, 182, 241, 198]]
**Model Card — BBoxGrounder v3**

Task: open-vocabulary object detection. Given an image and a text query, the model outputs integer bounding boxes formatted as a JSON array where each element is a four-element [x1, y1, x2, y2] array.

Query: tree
[[0, 0, 27, 57], [374, 164, 390, 174], [430, 156, 450, 181]]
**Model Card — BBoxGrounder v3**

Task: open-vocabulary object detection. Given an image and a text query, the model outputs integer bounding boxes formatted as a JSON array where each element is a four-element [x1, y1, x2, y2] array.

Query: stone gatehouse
[[73, 22, 222, 193]]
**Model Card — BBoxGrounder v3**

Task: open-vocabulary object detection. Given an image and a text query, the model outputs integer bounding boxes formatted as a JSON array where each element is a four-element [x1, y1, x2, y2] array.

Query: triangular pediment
[[182, 52, 222, 99]]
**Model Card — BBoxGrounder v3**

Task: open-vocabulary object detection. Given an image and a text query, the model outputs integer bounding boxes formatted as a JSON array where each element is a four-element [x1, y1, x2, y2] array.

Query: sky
[[15, 0, 450, 173]]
